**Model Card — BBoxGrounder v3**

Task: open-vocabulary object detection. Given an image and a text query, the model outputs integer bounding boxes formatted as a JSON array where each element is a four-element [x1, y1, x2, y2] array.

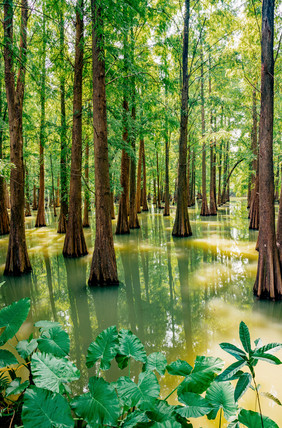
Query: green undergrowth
[[0, 298, 281, 427]]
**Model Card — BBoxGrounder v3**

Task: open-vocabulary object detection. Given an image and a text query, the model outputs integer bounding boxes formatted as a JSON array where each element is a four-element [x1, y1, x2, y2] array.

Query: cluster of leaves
[[0, 298, 281, 427]]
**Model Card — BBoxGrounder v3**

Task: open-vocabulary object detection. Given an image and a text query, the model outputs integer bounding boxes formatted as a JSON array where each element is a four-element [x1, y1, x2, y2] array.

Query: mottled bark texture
[[83, 139, 90, 227], [172, 0, 192, 237], [63, 0, 87, 257], [253, 0, 282, 300], [0, 75, 10, 234], [4, 0, 31, 275], [89, 0, 118, 285]]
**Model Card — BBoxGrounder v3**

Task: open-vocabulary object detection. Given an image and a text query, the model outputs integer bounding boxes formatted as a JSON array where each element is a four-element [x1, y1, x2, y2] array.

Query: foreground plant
[[0, 299, 281, 427]]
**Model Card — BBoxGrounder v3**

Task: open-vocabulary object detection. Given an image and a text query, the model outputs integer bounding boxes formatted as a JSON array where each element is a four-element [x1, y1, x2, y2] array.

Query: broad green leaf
[[166, 359, 192, 377], [179, 356, 224, 394], [176, 392, 212, 418], [122, 409, 149, 427], [0, 298, 30, 346], [35, 320, 62, 331], [146, 399, 176, 422], [206, 381, 237, 421], [22, 386, 74, 428], [117, 371, 160, 409], [260, 391, 282, 406], [86, 325, 118, 370], [255, 342, 282, 354], [31, 353, 80, 393], [216, 360, 246, 382], [6, 378, 29, 396], [116, 329, 147, 368], [37, 327, 70, 357], [234, 373, 252, 401], [71, 376, 119, 427], [220, 342, 247, 360], [238, 409, 279, 428], [144, 352, 167, 375], [0, 349, 18, 368], [239, 322, 251, 354], [16, 339, 38, 360], [253, 352, 282, 365]]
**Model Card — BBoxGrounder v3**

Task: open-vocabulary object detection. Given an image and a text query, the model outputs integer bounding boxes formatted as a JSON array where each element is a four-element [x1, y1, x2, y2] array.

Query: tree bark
[[24, 163, 31, 217], [254, 0, 282, 300], [63, 0, 88, 257], [116, 145, 130, 234], [164, 134, 170, 216], [0, 74, 10, 234], [142, 139, 148, 211], [83, 138, 90, 227], [50, 154, 57, 217], [172, 0, 192, 237], [200, 47, 209, 216], [277, 183, 282, 268], [4, 0, 31, 275], [32, 184, 38, 210], [156, 151, 162, 209], [88, 0, 118, 285], [136, 139, 142, 213]]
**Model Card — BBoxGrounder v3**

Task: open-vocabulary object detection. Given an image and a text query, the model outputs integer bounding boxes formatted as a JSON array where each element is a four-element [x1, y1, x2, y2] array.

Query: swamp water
[[0, 198, 281, 427]]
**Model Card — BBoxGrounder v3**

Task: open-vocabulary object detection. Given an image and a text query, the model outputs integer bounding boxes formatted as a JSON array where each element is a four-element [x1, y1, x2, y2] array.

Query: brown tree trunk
[[0, 75, 10, 234], [164, 135, 170, 216], [249, 168, 259, 229], [63, 0, 88, 257], [24, 163, 31, 217], [32, 184, 37, 210], [200, 47, 209, 216], [88, 0, 118, 285], [50, 154, 57, 217], [277, 183, 282, 268], [110, 191, 115, 219], [142, 139, 148, 211], [156, 151, 162, 209], [56, 176, 60, 207], [83, 138, 90, 227], [116, 147, 130, 234], [210, 143, 217, 215], [4, 0, 31, 275], [248, 88, 258, 208], [253, 0, 282, 300], [136, 139, 142, 213]]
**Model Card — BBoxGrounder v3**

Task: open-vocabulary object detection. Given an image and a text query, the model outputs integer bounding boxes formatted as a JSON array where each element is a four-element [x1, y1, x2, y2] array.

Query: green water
[[0, 198, 282, 427]]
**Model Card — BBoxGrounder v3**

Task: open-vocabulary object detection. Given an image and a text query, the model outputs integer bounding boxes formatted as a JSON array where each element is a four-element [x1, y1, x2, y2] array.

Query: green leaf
[[176, 392, 212, 418], [220, 342, 247, 360], [206, 381, 237, 421], [116, 329, 147, 368], [122, 409, 149, 427], [0, 298, 30, 346], [31, 353, 80, 393], [117, 371, 160, 409], [86, 325, 118, 370], [239, 322, 251, 354], [35, 320, 62, 331], [37, 327, 70, 358], [6, 378, 29, 396], [22, 386, 74, 428], [253, 352, 282, 365], [0, 349, 18, 368], [260, 392, 282, 406], [216, 360, 246, 382], [238, 409, 279, 428], [234, 373, 252, 401], [179, 356, 224, 394], [146, 400, 176, 422], [255, 342, 282, 354], [71, 376, 119, 427], [144, 352, 167, 375], [16, 339, 38, 360], [166, 359, 192, 377], [228, 421, 240, 428]]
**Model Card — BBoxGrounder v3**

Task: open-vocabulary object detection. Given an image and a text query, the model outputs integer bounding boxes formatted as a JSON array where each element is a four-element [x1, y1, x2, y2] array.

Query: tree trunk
[[83, 138, 90, 227], [24, 163, 31, 217], [164, 135, 170, 216], [56, 176, 60, 207], [249, 168, 259, 229], [88, 0, 118, 285], [0, 75, 10, 234], [156, 151, 162, 209], [35, 5, 46, 227], [200, 47, 209, 216], [110, 192, 115, 220], [142, 139, 148, 211], [50, 154, 57, 217], [63, 0, 88, 257], [32, 184, 38, 210], [277, 183, 282, 268], [254, 0, 282, 300], [136, 139, 142, 213], [248, 88, 258, 208], [4, 0, 31, 275], [116, 146, 130, 234]]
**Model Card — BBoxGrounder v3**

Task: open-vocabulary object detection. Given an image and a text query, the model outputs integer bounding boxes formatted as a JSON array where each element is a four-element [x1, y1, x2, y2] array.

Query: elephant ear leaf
[[205, 381, 237, 422], [37, 327, 70, 358], [86, 325, 119, 370], [0, 298, 30, 346], [0, 350, 18, 368], [238, 409, 279, 428], [144, 352, 167, 375], [116, 329, 146, 369], [22, 386, 74, 428]]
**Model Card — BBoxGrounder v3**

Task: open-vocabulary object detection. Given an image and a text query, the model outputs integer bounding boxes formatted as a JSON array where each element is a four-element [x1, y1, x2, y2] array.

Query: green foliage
[[0, 300, 281, 427], [0, 298, 30, 346]]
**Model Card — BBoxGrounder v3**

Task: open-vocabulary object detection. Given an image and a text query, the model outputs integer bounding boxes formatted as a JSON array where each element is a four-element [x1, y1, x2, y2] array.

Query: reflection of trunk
[[253, 0, 282, 300], [136, 139, 142, 213], [83, 139, 90, 227], [88, 0, 118, 285], [172, 0, 192, 237], [63, 0, 88, 258], [120, 249, 137, 333], [45, 256, 58, 321], [142, 139, 148, 211], [50, 154, 57, 217], [4, 0, 31, 275]]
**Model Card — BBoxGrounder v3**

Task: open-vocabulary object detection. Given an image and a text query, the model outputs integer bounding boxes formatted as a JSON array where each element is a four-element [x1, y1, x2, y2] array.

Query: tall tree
[[88, 0, 119, 285], [200, 45, 209, 216], [172, 0, 192, 237], [82, 138, 90, 228], [253, 0, 282, 299], [63, 0, 88, 257], [0, 70, 10, 235], [3, 0, 31, 275]]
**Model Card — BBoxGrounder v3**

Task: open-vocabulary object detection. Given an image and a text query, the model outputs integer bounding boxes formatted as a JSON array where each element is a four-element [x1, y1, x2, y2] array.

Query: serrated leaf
[[255, 342, 282, 354], [234, 373, 252, 401], [216, 360, 246, 382], [238, 409, 279, 427], [116, 329, 147, 369], [253, 352, 282, 365], [144, 352, 167, 375], [176, 392, 212, 418], [71, 376, 119, 427], [16, 339, 38, 360], [220, 343, 247, 360], [37, 327, 70, 357], [6, 378, 29, 396], [22, 386, 74, 428], [206, 381, 237, 421], [239, 322, 251, 354], [34, 320, 62, 331], [31, 353, 80, 393], [86, 325, 118, 370], [166, 359, 192, 377], [0, 349, 18, 368], [260, 392, 282, 406], [117, 371, 160, 409], [0, 298, 30, 346]]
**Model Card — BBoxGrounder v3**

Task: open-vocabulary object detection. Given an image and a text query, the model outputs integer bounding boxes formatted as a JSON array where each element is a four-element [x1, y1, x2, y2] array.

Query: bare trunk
[[32, 184, 37, 210], [277, 183, 282, 268], [156, 151, 162, 209], [200, 47, 209, 216], [56, 176, 60, 207], [50, 154, 57, 217], [116, 147, 130, 234], [83, 138, 90, 227], [0, 78, 10, 234], [142, 139, 148, 211], [164, 135, 170, 216], [24, 163, 31, 217], [128, 76, 139, 229], [136, 139, 142, 213]]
